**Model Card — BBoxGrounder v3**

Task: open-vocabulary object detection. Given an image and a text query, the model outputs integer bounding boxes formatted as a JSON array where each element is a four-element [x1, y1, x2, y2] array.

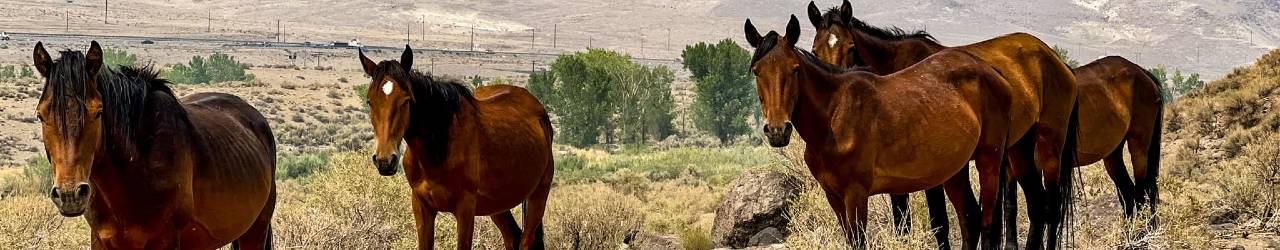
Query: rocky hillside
[[1, 0, 1274, 77]]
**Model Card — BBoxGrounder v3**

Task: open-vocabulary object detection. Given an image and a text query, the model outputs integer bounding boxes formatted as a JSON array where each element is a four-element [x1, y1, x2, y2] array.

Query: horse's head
[[33, 41, 106, 217], [359, 45, 417, 176], [807, 0, 860, 67], [745, 15, 803, 147]]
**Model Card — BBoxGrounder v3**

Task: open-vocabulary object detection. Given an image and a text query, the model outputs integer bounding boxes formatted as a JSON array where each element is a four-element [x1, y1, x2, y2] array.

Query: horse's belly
[[1075, 85, 1132, 165]]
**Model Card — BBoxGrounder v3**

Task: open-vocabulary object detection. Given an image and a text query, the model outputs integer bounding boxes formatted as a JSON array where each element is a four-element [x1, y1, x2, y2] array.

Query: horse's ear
[[86, 41, 104, 76], [33, 42, 51, 78], [839, 0, 853, 23], [807, 1, 823, 28], [785, 15, 801, 47], [744, 19, 763, 48], [400, 45, 413, 72], [359, 49, 377, 77]]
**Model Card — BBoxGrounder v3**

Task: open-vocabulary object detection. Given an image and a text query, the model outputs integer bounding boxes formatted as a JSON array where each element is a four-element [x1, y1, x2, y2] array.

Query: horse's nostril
[[76, 183, 90, 198], [49, 187, 59, 199]]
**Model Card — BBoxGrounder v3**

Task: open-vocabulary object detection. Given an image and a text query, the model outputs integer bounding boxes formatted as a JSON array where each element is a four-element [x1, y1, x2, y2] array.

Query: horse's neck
[[854, 32, 945, 73], [791, 60, 843, 147]]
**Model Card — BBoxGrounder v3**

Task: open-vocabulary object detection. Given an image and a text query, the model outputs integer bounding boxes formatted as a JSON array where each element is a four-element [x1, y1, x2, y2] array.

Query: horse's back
[[474, 84, 554, 155], [177, 92, 276, 241], [1073, 56, 1161, 163], [959, 32, 1077, 137]]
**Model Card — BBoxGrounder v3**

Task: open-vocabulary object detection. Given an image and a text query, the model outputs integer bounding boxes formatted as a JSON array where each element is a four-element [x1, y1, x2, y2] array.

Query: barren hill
[[0, 0, 1275, 78]]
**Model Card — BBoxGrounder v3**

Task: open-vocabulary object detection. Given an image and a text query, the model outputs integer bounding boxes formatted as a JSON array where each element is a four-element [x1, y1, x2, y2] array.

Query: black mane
[[828, 9, 937, 43], [749, 30, 869, 75], [45, 50, 177, 158], [373, 61, 475, 165]]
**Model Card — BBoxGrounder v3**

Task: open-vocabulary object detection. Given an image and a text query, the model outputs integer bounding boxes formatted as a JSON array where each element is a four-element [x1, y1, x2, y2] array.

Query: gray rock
[[627, 233, 682, 250], [711, 171, 802, 248]]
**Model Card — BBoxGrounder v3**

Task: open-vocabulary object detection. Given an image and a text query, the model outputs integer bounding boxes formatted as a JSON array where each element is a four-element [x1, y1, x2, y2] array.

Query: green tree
[[544, 49, 675, 147], [1170, 68, 1204, 97], [615, 65, 676, 144], [1052, 45, 1081, 69], [527, 69, 558, 109], [103, 48, 137, 69], [1149, 65, 1173, 101], [682, 39, 757, 144], [163, 52, 255, 84]]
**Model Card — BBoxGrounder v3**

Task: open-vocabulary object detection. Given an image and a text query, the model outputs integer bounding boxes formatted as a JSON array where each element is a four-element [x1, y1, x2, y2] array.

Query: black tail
[[1053, 101, 1081, 249], [1143, 68, 1165, 225]]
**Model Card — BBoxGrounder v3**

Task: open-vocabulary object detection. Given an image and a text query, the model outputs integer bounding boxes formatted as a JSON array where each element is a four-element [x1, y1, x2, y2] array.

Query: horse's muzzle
[[763, 122, 794, 147], [50, 182, 91, 217], [372, 154, 400, 176]]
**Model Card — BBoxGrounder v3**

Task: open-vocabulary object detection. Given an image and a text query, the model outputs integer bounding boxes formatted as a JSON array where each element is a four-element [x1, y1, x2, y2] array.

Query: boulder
[[626, 232, 682, 250], [711, 171, 802, 248]]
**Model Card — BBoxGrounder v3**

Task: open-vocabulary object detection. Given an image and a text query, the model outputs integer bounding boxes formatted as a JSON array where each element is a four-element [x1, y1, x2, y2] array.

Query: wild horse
[[807, 1, 1082, 249], [34, 41, 277, 249], [746, 15, 1014, 249], [359, 45, 555, 250]]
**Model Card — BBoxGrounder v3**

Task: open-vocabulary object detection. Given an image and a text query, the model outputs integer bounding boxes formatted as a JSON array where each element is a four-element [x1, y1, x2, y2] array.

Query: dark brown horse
[[33, 41, 277, 249], [807, 2, 1082, 249], [1072, 56, 1164, 220], [804, 2, 958, 248], [359, 45, 554, 250], [746, 16, 1014, 249]]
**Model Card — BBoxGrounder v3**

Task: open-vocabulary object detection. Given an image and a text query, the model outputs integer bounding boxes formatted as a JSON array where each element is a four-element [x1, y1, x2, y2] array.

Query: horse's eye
[[36, 114, 43, 122], [95, 110, 103, 118]]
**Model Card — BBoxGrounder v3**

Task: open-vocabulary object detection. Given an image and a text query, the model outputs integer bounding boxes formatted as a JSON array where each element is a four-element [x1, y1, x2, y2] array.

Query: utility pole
[[430, 57, 435, 74], [470, 27, 476, 51], [552, 24, 558, 49], [103, 0, 108, 24], [530, 28, 536, 51], [276, 20, 281, 42], [66, 11, 70, 32], [406, 23, 411, 45], [421, 15, 425, 44], [207, 11, 211, 33], [589, 36, 593, 48]]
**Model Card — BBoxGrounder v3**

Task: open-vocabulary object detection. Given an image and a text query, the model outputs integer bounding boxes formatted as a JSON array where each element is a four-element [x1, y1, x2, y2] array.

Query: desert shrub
[[103, 48, 137, 69], [163, 52, 255, 84], [0, 196, 90, 248], [679, 227, 713, 250], [0, 65, 15, 79], [555, 146, 774, 186], [545, 184, 644, 250], [277, 152, 330, 180], [272, 151, 414, 248], [2, 156, 54, 196]]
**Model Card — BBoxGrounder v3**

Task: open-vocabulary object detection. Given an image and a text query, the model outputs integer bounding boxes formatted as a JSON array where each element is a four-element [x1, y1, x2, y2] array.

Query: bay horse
[[359, 45, 554, 250], [807, 2, 1082, 249], [1072, 56, 1164, 221], [33, 41, 277, 249], [745, 15, 1014, 249]]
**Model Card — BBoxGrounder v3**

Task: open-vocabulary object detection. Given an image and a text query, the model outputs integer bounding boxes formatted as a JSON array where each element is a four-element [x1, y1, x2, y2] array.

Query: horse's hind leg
[[890, 194, 911, 236], [233, 187, 277, 250], [520, 168, 552, 250], [490, 211, 524, 250], [1103, 145, 1136, 218], [942, 167, 978, 250]]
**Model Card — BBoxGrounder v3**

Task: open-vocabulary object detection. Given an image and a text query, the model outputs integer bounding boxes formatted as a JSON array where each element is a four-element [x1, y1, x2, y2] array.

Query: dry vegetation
[[4, 49, 1280, 249]]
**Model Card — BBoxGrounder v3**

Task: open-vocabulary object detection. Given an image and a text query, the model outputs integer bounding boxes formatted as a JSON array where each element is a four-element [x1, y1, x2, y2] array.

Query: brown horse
[[804, 2, 959, 248], [1072, 56, 1164, 220], [33, 41, 277, 249], [359, 45, 554, 250], [746, 16, 1014, 249], [807, 2, 1082, 249]]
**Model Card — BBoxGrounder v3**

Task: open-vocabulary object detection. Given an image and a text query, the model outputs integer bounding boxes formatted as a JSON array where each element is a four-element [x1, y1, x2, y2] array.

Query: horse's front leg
[[822, 190, 850, 242], [455, 195, 477, 250], [413, 196, 439, 250], [842, 188, 870, 250]]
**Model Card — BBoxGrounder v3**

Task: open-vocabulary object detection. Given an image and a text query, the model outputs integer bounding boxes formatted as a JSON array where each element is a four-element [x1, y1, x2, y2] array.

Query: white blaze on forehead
[[827, 34, 838, 47], [381, 81, 394, 95]]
